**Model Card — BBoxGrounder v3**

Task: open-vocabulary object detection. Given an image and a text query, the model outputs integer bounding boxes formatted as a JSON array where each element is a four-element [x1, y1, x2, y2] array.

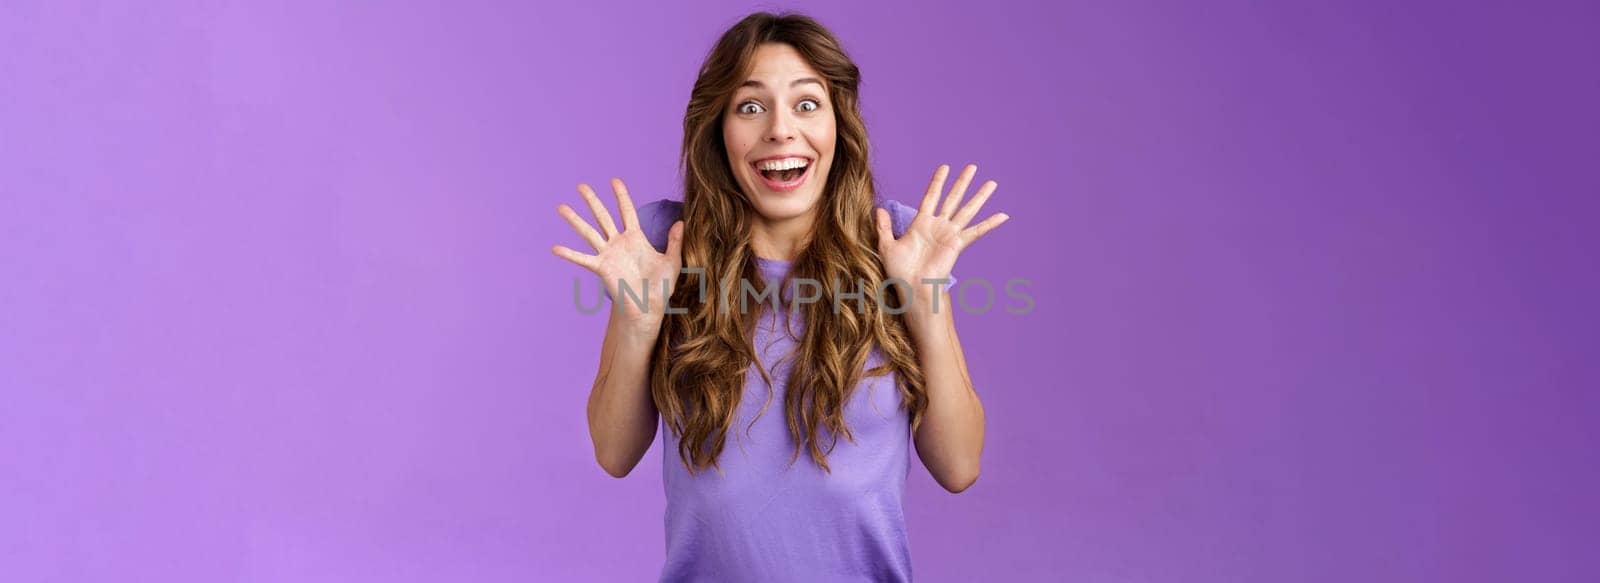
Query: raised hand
[[874, 164, 1009, 299], [552, 178, 684, 327]]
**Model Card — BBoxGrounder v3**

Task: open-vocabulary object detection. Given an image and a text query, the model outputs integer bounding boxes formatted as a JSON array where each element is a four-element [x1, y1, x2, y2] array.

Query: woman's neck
[[748, 207, 818, 262]]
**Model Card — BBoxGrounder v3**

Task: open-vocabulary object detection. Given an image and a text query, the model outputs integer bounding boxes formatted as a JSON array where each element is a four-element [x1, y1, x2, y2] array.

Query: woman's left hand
[[875, 164, 1010, 300]]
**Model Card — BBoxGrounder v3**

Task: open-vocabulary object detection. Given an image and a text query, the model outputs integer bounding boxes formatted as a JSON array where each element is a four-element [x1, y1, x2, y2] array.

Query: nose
[[764, 110, 796, 143]]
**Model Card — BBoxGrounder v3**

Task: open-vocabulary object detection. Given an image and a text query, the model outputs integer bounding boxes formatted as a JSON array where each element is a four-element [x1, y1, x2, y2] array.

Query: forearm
[[904, 289, 986, 493], [585, 309, 662, 478]]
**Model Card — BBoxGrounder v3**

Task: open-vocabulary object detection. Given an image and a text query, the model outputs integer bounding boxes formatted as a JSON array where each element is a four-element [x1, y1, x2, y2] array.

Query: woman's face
[[723, 43, 836, 224]]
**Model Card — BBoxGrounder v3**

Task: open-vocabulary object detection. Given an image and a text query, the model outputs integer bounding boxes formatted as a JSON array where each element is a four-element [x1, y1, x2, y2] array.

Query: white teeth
[[756, 157, 810, 171]]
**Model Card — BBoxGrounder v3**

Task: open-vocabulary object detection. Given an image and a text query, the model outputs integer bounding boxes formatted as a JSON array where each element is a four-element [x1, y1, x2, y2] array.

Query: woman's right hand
[[552, 178, 684, 330]]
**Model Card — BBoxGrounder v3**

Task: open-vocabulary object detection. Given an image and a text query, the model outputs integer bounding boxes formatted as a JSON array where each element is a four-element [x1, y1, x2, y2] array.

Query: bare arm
[[905, 289, 985, 493], [553, 178, 683, 478], [585, 309, 664, 478], [875, 163, 1009, 493]]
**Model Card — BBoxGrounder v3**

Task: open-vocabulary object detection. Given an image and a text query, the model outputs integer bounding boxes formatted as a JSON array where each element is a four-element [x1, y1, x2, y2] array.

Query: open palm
[[551, 178, 684, 326], [875, 164, 1010, 296]]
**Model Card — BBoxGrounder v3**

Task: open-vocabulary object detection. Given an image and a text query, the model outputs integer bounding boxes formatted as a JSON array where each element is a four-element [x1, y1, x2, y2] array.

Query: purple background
[[3, 1, 1597, 581]]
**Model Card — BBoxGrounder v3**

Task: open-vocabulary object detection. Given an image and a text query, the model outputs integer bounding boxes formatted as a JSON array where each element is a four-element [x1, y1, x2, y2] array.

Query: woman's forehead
[[740, 45, 822, 88]]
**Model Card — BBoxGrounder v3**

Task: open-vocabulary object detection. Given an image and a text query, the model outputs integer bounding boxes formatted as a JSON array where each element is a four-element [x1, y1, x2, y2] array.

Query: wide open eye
[[797, 99, 820, 113], [737, 101, 765, 115]]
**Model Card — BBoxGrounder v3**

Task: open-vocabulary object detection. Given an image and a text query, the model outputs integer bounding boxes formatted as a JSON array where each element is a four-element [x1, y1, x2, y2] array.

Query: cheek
[[807, 120, 838, 155], [723, 123, 750, 163], [807, 124, 838, 173], [724, 146, 750, 177]]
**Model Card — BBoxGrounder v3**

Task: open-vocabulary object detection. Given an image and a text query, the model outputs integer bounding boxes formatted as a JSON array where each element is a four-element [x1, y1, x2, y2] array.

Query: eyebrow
[[738, 77, 825, 91]]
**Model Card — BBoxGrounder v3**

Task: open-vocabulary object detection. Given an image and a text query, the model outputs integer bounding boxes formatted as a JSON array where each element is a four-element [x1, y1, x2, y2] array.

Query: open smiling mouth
[[753, 157, 812, 191]]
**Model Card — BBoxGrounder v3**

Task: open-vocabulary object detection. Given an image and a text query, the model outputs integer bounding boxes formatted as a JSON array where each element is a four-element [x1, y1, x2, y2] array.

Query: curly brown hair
[[651, 11, 929, 475]]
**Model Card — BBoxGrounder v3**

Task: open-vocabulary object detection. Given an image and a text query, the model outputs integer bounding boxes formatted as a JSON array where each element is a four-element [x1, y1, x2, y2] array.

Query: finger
[[663, 220, 684, 263], [551, 244, 600, 272], [917, 164, 950, 223], [577, 183, 620, 240], [874, 207, 894, 248], [558, 203, 607, 251], [939, 164, 978, 219], [961, 212, 1011, 246], [951, 180, 997, 228], [612, 178, 640, 233]]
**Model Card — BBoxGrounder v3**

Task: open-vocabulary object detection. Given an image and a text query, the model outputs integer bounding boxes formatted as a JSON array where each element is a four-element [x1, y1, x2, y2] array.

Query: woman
[[551, 11, 1009, 582]]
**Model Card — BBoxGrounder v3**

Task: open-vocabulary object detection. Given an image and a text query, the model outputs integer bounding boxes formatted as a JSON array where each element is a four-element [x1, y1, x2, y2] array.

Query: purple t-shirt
[[635, 198, 955, 583]]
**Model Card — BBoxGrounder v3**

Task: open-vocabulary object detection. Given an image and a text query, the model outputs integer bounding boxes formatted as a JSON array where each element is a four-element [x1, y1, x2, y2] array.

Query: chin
[[748, 193, 818, 221]]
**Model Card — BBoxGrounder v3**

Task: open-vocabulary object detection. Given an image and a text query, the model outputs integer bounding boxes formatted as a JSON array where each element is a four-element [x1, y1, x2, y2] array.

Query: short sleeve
[[635, 198, 684, 254], [880, 198, 959, 293]]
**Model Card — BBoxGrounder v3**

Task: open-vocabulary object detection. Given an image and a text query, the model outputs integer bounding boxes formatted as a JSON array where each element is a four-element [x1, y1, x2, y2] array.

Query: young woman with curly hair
[[551, 11, 1009, 582]]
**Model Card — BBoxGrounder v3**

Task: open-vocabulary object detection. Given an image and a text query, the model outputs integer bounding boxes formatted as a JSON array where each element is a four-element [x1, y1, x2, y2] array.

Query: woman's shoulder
[[878, 198, 919, 239], [636, 198, 683, 253]]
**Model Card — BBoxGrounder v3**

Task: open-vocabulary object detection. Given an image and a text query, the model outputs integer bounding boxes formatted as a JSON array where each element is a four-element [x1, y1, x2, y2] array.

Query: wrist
[[902, 288, 953, 325], [610, 309, 664, 340]]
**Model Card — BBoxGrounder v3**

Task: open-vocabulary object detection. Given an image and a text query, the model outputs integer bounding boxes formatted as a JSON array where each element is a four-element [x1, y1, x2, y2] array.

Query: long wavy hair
[[650, 12, 929, 475]]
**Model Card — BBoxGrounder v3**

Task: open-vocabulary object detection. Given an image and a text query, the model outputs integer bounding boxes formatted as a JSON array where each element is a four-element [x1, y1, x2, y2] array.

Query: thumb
[[874, 208, 894, 248], [664, 220, 685, 262]]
